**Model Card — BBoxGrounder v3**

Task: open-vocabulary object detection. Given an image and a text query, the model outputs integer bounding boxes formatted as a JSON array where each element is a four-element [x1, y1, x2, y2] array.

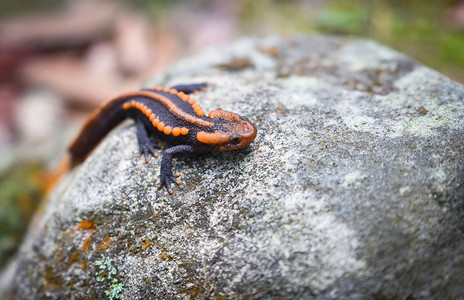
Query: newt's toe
[[157, 173, 182, 194], [139, 142, 159, 163]]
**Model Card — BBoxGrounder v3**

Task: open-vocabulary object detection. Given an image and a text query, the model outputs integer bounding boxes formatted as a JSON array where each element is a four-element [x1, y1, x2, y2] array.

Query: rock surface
[[1, 35, 464, 299]]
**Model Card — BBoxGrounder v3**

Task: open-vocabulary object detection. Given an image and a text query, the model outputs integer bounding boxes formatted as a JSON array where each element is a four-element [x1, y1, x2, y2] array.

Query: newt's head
[[197, 110, 257, 151]]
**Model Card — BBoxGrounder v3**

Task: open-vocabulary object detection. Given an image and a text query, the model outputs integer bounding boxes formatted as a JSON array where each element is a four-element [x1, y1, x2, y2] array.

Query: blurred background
[[0, 0, 463, 270]]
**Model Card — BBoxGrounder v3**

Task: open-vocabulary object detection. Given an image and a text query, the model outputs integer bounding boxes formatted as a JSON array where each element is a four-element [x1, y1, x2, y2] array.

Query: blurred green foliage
[[0, 163, 42, 269], [240, 0, 464, 81], [314, 6, 369, 34], [1, 0, 462, 80]]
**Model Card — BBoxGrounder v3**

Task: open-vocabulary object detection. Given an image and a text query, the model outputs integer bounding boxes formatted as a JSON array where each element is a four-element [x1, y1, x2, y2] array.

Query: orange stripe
[[123, 101, 172, 135], [120, 91, 214, 127], [123, 101, 154, 121]]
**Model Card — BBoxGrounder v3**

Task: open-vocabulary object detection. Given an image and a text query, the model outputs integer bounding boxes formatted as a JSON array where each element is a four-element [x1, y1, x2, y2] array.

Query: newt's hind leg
[[170, 83, 208, 94], [136, 119, 161, 163]]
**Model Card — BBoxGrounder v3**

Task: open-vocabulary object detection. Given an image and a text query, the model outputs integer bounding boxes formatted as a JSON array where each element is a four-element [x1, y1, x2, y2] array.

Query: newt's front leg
[[157, 145, 196, 194], [136, 119, 161, 163]]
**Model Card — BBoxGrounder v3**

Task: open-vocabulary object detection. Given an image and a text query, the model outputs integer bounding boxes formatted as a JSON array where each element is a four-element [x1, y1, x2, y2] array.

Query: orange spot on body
[[164, 126, 172, 135], [208, 110, 240, 122], [170, 89, 178, 94], [155, 86, 163, 91], [157, 122, 165, 131], [149, 114, 156, 121], [172, 127, 181, 136], [163, 87, 170, 92], [180, 127, 189, 135], [192, 102, 205, 116], [188, 99, 195, 104], [152, 118, 159, 126]]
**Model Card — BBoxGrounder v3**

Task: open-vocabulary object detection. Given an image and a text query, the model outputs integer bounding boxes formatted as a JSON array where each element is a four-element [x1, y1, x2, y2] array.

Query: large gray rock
[[1, 35, 463, 299]]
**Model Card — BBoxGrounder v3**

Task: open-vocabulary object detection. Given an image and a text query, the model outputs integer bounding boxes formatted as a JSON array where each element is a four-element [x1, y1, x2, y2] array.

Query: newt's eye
[[229, 134, 241, 144]]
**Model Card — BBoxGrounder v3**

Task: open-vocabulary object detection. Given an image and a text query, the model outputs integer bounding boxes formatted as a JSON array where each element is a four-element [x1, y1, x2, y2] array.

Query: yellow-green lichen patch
[[342, 115, 379, 133], [388, 101, 464, 138], [95, 257, 124, 300], [385, 67, 464, 138], [432, 167, 447, 183], [342, 171, 367, 188], [399, 186, 410, 196]]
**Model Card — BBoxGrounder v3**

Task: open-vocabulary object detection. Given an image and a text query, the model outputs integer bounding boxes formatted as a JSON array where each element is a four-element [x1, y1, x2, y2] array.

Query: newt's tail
[[68, 97, 128, 166]]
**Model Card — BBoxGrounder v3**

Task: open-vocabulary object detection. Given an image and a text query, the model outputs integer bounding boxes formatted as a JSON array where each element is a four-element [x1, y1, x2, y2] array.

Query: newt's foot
[[138, 142, 160, 163], [157, 172, 181, 194]]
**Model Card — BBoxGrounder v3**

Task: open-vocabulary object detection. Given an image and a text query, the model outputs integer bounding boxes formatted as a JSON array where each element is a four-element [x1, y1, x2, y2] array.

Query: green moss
[[0, 162, 42, 269], [95, 257, 124, 299]]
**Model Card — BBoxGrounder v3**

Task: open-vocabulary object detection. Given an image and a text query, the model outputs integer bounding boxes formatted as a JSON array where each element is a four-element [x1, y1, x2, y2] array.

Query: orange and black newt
[[68, 83, 257, 194]]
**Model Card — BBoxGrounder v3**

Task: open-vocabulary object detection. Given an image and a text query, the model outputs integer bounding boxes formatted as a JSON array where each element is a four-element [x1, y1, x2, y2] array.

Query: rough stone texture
[[1, 35, 464, 299]]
